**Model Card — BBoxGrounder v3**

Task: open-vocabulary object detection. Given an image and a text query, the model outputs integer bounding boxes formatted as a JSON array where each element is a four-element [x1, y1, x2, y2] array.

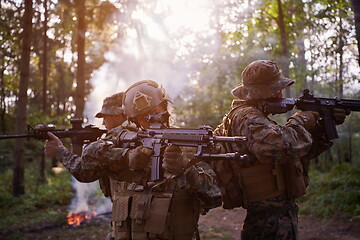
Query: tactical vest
[[109, 179, 200, 240], [212, 104, 307, 209]]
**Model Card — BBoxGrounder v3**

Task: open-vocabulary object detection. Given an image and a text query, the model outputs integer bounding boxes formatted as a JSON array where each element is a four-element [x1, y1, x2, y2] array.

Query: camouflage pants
[[241, 204, 298, 240]]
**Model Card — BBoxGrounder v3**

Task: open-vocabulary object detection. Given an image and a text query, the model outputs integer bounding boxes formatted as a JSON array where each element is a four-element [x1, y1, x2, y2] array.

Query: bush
[[299, 163, 360, 220], [0, 163, 73, 232]]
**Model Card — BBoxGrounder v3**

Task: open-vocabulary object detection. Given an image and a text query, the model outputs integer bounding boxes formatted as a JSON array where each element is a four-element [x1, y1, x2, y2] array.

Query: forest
[[1, 0, 360, 239]]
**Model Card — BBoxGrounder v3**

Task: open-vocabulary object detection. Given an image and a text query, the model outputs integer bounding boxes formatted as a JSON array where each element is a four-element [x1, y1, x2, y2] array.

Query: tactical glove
[[127, 146, 153, 170], [289, 111, 320, 132], [333, 108, 350, 125], [162, 145, 190, 175]]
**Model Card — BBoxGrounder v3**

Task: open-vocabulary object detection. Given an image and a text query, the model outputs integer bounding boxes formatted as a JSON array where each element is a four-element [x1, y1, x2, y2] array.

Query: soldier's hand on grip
[[333, 108, 350, 125], [128, 146, 153, 170], [162, 145, 189, 175], [44, 132, 64, 158], [289, 111, 320, 132]]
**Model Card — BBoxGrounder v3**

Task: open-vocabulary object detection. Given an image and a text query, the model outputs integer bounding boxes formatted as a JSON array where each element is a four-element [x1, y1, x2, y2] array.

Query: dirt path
[[2, 207, 360, 240], [199, 207, 360, 240]]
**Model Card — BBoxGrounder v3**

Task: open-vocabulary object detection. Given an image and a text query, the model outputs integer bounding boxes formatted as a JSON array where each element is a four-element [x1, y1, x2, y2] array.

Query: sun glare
[[131, 0, 213, 38], [162, 0, 212, 32]]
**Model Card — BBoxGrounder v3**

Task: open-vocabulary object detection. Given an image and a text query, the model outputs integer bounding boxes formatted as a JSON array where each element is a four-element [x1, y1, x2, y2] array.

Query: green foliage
[[0, 163, 73, 232], [200, 227, 233, 240], [299, 163, 360, 220]]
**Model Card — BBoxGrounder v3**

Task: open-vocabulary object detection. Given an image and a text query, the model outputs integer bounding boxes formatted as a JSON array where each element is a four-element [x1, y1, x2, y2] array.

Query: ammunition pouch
[[110, 181, 199, 240], [285, 159, 307, 199], [210, 159, 245, 209], [240, 163, 286, 206], [214, 160, 307, 209]]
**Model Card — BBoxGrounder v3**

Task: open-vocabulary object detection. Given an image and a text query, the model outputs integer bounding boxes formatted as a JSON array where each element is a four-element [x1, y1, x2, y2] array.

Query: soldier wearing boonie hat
[[210, 60, 336, 240], [43, 91, 135, 240], [95, 92, 124, 118], [94, 92, 129, 131], [231, 59, 294, 100]]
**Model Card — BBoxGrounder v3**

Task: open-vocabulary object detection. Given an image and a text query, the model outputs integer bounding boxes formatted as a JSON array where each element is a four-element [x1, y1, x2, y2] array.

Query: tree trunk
[[0, 67, 6, 134], [42, 0, 48, 113], [351, 0, 360, 67], [74, 0, 86, 118], [38, 0, 49, 184], [276, 0, 291, 97], [347, 122, 352, 164], [39, 152, 46, 183], [338, 16, 344, 98], [294, 0, 307, 95], [13, 0, 33, 196], [296, 35, 307, 93]]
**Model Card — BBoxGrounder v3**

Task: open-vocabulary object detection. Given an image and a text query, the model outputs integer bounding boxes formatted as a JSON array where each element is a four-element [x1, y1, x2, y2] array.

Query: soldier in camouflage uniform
[[106, 80, 221, 240], [44, 92, 136, 239], [44, 92, 135, 183], [44, 81, 222, 240], [211, 60, 350, 240]]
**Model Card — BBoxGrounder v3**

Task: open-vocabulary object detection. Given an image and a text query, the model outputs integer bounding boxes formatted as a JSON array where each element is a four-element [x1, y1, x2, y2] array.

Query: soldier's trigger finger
[[47, 132, 57, 139], [332, 108, 346, 114], [162, 161, 183, 175], [311, 111, 320, 119], [137, 146, 153, 156], [333, 113, 346, 126]]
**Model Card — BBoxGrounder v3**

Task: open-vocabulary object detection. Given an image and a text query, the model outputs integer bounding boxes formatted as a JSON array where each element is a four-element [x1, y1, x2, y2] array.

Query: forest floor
[[2, 206, 360, 240]]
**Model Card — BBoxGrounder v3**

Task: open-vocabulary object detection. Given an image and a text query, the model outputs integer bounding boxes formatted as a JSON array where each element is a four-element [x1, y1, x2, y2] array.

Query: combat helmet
[[123, 80, 173, 119], [231, 60, 294, 100], [95, 92, 124, 118]]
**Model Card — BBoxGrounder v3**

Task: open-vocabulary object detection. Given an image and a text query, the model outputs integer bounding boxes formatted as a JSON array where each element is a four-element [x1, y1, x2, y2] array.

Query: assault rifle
[[0, 118, 106, 154], [254, 89, 360, 140], [116, 112, 247, 181]]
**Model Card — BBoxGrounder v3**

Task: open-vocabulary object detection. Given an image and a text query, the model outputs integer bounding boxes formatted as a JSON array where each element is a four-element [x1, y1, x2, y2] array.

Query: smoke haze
[[84, 0, 223, 126]]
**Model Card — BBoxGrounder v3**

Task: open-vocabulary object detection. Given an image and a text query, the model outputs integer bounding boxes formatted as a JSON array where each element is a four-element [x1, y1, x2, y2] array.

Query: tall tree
[[42, 0, 48, 113], [39, 0, 49, 183], [292, 0, 308, 94], [74, 0, 86, 119], [13, 0, 33, 196], [0, 1, 22, 134], [276, 0, 291, 97], [351, 0, 360, 67]]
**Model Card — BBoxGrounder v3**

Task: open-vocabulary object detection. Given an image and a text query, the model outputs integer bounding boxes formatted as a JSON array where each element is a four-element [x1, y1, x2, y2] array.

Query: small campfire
[[67, 210, 97, 226]]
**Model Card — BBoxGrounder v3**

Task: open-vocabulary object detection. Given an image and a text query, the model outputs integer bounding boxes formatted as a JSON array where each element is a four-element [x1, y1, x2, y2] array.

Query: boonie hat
[[231, 60, 294, 100], [95, 92, 124, 118]]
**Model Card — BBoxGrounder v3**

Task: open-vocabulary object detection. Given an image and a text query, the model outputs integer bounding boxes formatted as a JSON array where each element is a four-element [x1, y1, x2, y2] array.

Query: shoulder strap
[[221, 105, 243, 152]]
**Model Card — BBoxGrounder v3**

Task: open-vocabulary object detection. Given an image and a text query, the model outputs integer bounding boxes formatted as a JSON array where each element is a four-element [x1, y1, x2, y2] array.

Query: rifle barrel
[[0, 134, 34, 139]]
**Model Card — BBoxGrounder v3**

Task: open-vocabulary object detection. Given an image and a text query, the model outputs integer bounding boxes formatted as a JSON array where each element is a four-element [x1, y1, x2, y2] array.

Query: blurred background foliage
[[0, 0, 359, 228]]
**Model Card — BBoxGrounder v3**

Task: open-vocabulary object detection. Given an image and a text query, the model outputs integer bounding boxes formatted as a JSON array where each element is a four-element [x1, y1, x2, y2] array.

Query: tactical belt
[[247, 203, 298, 216], [111, 181, 145, 196]]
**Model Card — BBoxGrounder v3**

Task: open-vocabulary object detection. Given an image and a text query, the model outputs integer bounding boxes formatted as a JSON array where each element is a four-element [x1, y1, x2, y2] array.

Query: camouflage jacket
[[56, 124, 222, 210], [219, 100, 332, 165], [213, 100, 332, 208], [55, 125, 129, 182]]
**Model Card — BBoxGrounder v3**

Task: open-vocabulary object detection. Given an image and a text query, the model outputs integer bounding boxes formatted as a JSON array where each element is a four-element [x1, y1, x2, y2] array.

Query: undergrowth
[[0, 163, 73, 234], [299, 163, 360, 221]]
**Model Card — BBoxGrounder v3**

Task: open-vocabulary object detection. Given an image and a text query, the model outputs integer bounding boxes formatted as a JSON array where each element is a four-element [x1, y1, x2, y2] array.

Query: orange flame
[[66, 210, 97, 226]]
